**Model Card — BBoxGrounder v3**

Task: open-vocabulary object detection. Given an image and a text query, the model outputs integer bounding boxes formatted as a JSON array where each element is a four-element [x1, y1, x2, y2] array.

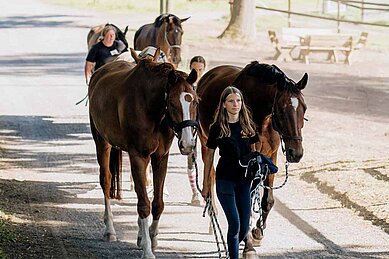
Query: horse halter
[[164, 25, 181, 50], [163, 92, 199, 138], [271, 91, 303, 142]]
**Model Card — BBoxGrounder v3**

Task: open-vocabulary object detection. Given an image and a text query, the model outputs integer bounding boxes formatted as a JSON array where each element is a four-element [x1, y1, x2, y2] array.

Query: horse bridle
[[164, 25, 181, 51], [163, 91, 199, 138], [271, 91, 303, 142]]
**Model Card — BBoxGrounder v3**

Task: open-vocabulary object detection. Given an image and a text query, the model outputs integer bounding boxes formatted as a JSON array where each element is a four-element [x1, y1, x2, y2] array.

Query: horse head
[[271, 66, 308, 163], [166, 68, 198, 155], [161, 14, 189, 66]]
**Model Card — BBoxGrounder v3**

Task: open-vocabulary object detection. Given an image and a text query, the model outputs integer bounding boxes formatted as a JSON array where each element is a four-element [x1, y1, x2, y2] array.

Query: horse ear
[[180, 16, 190, 23], [130, 48, 140, 64], [123, 25, 128, 36], [153, 48, 161, 62], [297, 73, 308, 90], [168, 70, 177, 86], [187, 69, 197, 85]]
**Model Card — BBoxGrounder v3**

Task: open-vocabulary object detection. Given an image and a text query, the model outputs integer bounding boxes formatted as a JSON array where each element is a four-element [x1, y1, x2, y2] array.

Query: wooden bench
[[299, 34, 353, 65], [267, 30, 298, 62]]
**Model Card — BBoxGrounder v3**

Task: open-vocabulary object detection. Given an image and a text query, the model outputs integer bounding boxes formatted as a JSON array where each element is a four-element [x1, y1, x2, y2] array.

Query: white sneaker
[[190, 192, 203, 206]]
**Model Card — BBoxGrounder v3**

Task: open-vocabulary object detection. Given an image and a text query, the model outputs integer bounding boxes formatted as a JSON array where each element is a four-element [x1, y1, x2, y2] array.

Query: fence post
[[288, 0, 291, 27], [337, 0, 340, 33], [361, 0, 365, 22], [160, 0, 165, 14]]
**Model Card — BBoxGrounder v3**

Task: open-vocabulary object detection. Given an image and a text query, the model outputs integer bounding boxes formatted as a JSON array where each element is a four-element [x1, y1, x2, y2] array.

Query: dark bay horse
[[196, 61, 308, 250], [87, 23, 129, 50], [88, 58, 198, 259], [134, 14, 189, 67]]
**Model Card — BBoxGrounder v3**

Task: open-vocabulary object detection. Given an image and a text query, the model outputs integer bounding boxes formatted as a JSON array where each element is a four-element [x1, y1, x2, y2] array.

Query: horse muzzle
[[285, 146, 303, 163]]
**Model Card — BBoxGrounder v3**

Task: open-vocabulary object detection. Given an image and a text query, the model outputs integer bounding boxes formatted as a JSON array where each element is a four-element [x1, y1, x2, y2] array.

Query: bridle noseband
[[163, 90, 199, 138], [163, 23, 182, 53]]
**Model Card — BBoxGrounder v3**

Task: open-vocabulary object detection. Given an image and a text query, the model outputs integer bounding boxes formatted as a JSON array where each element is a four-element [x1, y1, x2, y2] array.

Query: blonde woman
[[202, 86, 258, 259], [84, 25, 126, 86]]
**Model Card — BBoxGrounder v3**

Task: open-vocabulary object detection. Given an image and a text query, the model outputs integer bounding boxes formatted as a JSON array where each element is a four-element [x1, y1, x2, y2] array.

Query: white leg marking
[[103, 197, 117, 241], [149, 219, 160, 251], [291, 97, 299, 111], [138, 216, 155, 259]]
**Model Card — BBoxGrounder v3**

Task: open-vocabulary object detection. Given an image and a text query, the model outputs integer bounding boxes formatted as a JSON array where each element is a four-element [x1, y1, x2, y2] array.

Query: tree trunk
[[219, 0, 256, 40]]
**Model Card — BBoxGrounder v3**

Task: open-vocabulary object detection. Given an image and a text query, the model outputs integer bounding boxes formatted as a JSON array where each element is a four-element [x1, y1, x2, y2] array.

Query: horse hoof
[[151, 237, 158, 252], [137, 236, 142, 247], [251, 228, 263, 246], [208, 224, 214, 235], [103, 233, 117, 242], [141, 254, 155, 259], [242, 250, 258, 259]]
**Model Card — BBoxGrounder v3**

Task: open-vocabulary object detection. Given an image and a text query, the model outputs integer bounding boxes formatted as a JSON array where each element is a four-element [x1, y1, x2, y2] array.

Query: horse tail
[[87, 28, 96, 49], [109, 147, 122, 200]]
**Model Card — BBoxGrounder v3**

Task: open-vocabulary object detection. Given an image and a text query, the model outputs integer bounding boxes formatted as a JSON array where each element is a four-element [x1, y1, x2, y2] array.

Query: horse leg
[[149, 151, 169, 251], [198, 135, 218, 234], [252, 174, 275, 243], [90, 118, 117, 241], [129, 152, 155, 259], [129, 173, 134, 191]]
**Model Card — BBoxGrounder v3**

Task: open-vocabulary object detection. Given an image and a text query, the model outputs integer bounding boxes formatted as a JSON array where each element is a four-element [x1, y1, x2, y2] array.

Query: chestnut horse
[[88, 58, 198, 259], [87, 23, 129, 51], [197, 61, 308, 251], [134, 14, 189, 67]]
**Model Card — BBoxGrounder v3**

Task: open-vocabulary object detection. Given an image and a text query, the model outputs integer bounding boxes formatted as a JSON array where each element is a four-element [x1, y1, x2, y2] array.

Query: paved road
[[0, 0, 388, 258]]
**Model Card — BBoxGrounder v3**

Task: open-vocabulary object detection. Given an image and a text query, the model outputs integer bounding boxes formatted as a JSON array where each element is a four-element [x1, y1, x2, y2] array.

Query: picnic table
[[268, 28, 368, 65]]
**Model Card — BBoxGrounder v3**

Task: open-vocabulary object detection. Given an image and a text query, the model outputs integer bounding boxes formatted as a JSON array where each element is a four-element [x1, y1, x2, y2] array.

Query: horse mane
[[154, 14, 181, 27], [138, 59, 175, 77], [244, 61, 300, 94]]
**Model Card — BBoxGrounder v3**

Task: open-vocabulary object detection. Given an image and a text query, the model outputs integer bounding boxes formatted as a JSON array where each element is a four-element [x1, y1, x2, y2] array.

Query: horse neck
[[235, 75, 278, 126], [131, 67, 168, 111], [156, 23, 171, 56]]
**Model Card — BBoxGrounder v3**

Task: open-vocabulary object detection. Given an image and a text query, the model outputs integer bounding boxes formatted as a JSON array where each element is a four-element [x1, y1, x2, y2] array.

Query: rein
[[192, 151, 228, 259]]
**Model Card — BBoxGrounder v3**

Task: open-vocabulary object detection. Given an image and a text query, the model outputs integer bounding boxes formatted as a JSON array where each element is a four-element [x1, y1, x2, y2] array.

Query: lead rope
[[192, 147, 229, 259], [250, 160, 289, 235]]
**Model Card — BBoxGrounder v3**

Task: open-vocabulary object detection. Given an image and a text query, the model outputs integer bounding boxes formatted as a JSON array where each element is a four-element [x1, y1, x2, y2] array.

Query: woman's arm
[[201, 148, 215, 199], [84, 61, 94, 86]]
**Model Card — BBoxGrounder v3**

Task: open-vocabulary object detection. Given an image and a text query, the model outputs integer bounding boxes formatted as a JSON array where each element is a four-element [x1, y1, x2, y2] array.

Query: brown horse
[[196, 61, 308, 250], [88, 57, 198, 259], [134, 14, 189, 67], [87, 23, 129, 51]]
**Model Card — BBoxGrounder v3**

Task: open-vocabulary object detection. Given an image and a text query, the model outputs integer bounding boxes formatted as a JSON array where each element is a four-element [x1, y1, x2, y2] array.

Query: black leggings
[[216, 179, 251, 259]]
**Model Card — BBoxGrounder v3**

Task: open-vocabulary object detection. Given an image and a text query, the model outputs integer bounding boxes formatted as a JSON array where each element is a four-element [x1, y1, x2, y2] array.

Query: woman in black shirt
[[84, 25, 126, 86], [202, 86, 258, 259]]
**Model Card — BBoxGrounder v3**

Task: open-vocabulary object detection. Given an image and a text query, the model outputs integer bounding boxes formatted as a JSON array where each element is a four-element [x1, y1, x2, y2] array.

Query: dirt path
[[0, 0, 388, 258]]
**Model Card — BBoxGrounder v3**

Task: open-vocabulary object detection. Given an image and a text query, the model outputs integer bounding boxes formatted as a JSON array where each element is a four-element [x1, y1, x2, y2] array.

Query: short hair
[[190, 56, 206, 67], [102, 25, 116, 37]]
